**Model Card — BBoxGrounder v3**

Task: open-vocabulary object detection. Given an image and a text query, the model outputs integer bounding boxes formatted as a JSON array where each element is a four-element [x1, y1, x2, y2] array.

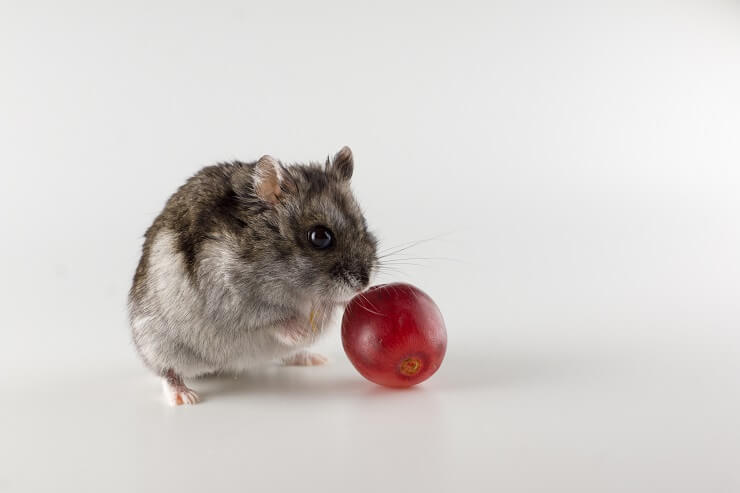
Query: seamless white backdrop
[[1, 1, 739, 492]]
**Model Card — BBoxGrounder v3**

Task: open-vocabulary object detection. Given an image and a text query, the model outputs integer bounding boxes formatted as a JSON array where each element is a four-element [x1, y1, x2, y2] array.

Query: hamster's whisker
[[377, 240, 431, 258], [374, 265, 408, 276], [377, 232, 454, 259], [376, 237, 425, 253], [356, 292, 385, 316], [377, 261, 424, 267], [379, 256, 463, 263], [358, 292, 382, 313], [377, 234, 443, 254], [375, 264, 406, 269]]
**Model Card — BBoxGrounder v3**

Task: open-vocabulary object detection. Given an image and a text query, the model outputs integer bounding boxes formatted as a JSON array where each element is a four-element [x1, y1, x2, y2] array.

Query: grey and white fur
[[128, 147, 378, 405]]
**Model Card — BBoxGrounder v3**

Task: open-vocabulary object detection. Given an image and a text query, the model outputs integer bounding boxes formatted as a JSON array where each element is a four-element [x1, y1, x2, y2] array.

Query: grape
[[342, 283, 447, 387]]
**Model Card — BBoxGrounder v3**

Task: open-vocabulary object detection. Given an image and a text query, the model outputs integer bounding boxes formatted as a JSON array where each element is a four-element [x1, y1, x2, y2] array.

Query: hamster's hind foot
[[281, 350, 329, 366], [162, 369, 201, 406]]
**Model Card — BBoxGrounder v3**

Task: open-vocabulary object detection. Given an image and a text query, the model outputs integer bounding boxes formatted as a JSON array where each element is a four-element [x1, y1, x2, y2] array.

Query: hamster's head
[[245, 146, 378, 304]]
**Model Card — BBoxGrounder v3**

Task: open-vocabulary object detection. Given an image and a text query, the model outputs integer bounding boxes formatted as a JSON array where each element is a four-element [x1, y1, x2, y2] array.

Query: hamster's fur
[[128, 147, 377, 405]]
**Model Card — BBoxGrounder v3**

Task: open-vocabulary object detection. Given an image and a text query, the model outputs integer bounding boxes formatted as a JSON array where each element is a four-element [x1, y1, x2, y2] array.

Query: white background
[[1, 1, 739, 492]]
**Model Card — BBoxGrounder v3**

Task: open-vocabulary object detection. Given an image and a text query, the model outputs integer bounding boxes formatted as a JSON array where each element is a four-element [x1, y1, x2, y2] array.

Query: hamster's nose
[[357, 267, 370, 288]]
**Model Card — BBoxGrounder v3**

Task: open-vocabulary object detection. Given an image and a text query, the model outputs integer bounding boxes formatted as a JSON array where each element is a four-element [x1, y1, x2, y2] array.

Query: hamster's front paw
[[281, 350, 329, 366]]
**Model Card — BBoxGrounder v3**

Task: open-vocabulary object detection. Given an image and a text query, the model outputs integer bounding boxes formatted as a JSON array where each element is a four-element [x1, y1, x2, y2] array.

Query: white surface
[[2, 1, 740, 492], [4, 338, 740, 493]]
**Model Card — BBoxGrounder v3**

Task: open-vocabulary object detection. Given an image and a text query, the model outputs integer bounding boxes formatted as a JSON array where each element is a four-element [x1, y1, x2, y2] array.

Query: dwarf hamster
[[128, 147, 378, 405]]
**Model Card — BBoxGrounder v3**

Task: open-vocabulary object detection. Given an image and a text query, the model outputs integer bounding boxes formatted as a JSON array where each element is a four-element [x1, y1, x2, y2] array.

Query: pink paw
[[282, 351, 329, 366], [162, 379, 201, 406], [171, 387, 200, 406]]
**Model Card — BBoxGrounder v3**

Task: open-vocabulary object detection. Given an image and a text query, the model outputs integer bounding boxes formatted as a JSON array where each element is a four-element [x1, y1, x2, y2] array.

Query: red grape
[[341, 283, 447, 387]]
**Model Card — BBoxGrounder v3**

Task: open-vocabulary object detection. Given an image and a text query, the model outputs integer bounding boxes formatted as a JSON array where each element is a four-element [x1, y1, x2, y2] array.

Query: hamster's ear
[[254, 155, 284, 204], [326, 146, 354, 182]]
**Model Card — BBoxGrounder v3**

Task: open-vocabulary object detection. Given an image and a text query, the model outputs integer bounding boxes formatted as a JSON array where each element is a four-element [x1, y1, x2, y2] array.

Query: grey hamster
[[128, 147, 378, 405]]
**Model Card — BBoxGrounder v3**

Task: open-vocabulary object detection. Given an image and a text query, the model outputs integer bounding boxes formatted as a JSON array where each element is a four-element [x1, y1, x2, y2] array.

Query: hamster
[[128, 147, 378, 405]]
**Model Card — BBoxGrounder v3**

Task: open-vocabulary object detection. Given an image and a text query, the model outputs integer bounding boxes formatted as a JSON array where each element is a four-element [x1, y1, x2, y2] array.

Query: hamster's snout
[[349, 258, 375, 291], [357, 266, 370, 288], [330, 257, 374, 293], [343, 267, 370, 292]]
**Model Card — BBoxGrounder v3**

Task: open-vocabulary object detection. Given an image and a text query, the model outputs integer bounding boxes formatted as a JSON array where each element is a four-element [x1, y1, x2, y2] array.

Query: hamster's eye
[[308, 226, 333, 250]]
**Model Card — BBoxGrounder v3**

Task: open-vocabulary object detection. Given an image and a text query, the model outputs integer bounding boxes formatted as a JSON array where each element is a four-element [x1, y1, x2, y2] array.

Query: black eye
[[308, 226, 333, 250]]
